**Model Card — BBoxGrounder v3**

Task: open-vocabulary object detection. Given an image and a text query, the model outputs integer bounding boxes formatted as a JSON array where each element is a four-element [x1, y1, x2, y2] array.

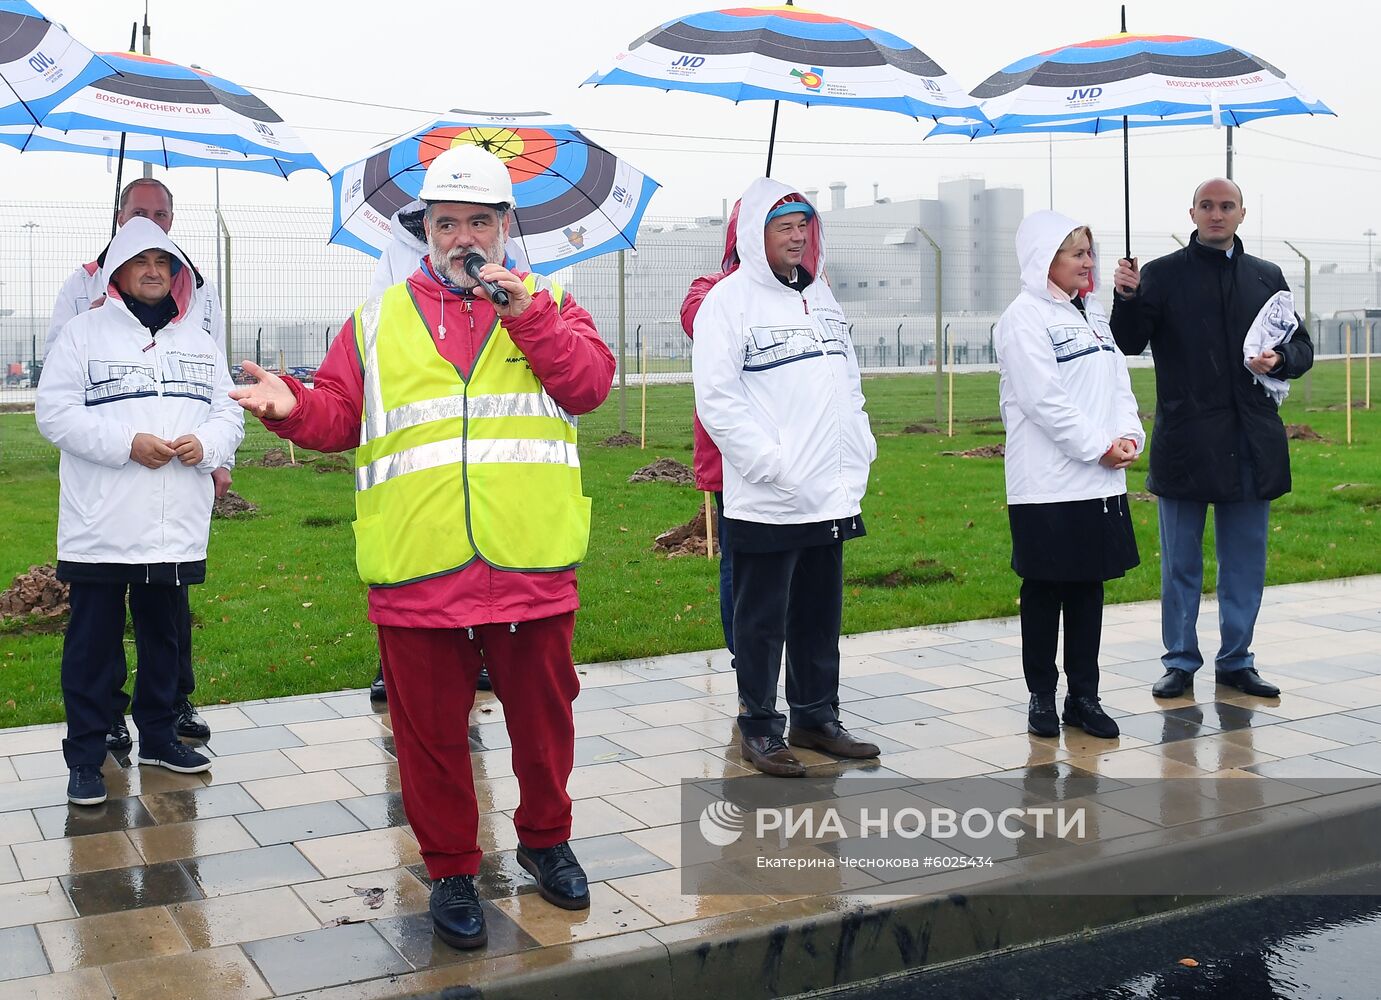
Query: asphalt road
[[810, 867, 1381, 1000]]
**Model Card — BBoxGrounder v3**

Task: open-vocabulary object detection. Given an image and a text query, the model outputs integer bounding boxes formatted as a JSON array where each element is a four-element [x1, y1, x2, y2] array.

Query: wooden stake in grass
[[640, 340, 649, 449], [946, 330, 954, 438], [704, 491, 714, 560], [1346, 322, 1354, 445], [280, 348, 297, 465]]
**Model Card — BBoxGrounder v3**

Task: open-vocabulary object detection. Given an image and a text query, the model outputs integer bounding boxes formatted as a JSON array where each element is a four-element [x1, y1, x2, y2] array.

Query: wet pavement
[[0, 576, 1380, 998]]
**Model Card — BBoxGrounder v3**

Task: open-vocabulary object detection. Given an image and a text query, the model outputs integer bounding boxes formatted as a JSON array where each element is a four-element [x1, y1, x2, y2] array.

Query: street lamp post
[[22, 221, 39, 379], [1365, 229, 1376, 272]]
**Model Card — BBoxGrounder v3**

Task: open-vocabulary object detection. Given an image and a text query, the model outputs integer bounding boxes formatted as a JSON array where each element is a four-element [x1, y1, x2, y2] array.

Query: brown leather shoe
[[788, 722, 881, 759], [740, 734, 806, 777]]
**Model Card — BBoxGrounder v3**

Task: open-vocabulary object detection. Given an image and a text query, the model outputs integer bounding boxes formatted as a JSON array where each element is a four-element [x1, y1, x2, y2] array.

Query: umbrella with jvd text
[[584, 2, 986, 176]]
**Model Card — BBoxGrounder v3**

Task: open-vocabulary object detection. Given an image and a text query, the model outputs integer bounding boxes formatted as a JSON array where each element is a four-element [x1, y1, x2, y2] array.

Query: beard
[[428, 231, 506, 289]]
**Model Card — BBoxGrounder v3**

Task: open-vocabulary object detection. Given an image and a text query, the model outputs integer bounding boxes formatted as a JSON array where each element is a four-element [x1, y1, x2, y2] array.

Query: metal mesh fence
[[1, 200, 1378, 455]]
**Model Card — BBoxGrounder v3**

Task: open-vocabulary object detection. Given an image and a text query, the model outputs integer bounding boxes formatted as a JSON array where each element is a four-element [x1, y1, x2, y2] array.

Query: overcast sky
[[9, 0, 1378, 246]]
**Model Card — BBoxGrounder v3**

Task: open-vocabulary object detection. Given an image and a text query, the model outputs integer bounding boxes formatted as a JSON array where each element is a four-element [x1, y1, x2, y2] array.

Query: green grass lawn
[[0, 362, 1377, 728]]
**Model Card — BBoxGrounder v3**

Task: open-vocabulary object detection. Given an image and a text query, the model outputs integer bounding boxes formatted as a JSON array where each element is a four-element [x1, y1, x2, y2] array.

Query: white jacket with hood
[[36, 218, 244, 566], [692, 178, 876, 524], [994, 210, 1143, 505]]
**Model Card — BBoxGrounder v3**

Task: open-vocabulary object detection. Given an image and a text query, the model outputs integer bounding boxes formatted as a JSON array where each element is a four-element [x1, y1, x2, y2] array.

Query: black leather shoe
[[106, 719, 133, 757], [1027, 693, 1059, 737], [740, 734, 806, 777], [477, 667, 492, 692], [1152, 669, 1192, 699], [788, 721, 880, 759], [1216, 667, 1280, 698], [429, 874, 487, 949], [1062, 695, 1120, 739], [516, 841, 591, 910], [174, 699, 211, 742], [369, 667, 387, 703]]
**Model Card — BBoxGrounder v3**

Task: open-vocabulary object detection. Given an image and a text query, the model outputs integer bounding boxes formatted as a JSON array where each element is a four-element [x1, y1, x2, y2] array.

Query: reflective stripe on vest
[[350, 275, 591, 586]]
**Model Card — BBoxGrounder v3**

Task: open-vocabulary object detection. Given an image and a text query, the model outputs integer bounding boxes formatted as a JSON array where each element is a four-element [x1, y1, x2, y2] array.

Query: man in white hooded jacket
[[37, 218, 244, 806], [693, 178, 878, 778]]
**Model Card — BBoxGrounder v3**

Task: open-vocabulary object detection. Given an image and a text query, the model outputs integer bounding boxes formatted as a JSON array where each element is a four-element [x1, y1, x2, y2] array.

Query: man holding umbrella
[[231, 145, 613, 950], [45, 176, 227, 755], [1111, 178, 1313, 701]]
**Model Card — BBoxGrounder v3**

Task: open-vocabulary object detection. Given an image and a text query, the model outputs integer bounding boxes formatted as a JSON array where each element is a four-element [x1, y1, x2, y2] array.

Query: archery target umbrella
[[330, 109, 660, 274]]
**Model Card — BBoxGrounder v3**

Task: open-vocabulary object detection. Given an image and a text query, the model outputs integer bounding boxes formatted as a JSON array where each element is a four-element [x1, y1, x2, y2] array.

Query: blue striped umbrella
[[0, 0, 116, 126], [330, 109, 660, 274], [927, 10, 1333, 260], [584, 2, 985, 175]]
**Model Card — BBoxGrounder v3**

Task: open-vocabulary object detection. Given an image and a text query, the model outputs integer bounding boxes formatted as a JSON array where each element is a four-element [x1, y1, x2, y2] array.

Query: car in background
[[287, 366, 317, 383]]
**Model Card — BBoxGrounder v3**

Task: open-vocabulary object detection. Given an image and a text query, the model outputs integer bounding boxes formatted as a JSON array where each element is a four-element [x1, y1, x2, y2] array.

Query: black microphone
[[462, 251, 509, 307]]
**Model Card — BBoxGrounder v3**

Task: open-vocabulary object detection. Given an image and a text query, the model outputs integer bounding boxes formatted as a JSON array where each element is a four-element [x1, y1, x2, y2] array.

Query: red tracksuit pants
[[378, 613, 580, 878]]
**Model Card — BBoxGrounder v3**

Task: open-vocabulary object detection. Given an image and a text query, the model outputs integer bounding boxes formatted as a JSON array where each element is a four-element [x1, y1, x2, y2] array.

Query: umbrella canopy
[[0, 0, 116, 126], [33, 50, 325, 168], [583, 3, 985, 174], [928, 33, 1333, 137], [330, 109, 660, 274], [0, 122, 320, 176], [926, 22, 1334, 260], [585, 4, 981, 120]]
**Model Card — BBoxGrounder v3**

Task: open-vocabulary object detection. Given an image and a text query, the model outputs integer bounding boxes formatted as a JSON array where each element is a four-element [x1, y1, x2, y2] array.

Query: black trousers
[[1018, 578, 1104, 699], [112, 585, 194, 719], [732, 542, 844, 738], [62, 582, 182, 767]]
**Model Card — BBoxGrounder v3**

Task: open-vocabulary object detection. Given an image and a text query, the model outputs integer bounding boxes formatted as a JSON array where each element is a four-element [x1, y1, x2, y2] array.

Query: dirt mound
[[213, 490, 259, 518], [1130, 491, 1157, 503], [903, 423, 941, 434], [311, 454, 352, 473], [601, 432, 639, 447], [654, 505, 717, 558], [941, 443, 1005, 459], [258, 447, 297, 467], [1286, 424, 1326, 442], [629, 458, 695, 485], [0, 564, 68, 621], [848, 558, 955, 589]]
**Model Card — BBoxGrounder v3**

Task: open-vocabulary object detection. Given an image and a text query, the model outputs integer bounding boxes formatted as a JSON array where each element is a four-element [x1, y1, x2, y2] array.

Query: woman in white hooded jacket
[[994, 211, 1143, 740], [37, 218, 243, 805]]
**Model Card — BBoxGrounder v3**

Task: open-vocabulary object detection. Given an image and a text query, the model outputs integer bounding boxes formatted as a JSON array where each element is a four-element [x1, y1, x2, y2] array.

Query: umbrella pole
[[765, 101, 781, 178], [1122, 116, 1131, 262], [111, 133, 128, 239], [1120, 5, 1131, 262]]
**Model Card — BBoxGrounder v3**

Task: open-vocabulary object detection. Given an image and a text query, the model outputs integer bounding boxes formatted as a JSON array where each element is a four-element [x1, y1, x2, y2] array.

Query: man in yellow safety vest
[[231, 145, 615, 950]]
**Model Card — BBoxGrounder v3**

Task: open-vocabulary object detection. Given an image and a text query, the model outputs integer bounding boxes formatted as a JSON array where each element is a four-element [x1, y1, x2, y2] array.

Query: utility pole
[[916, 225, 943, 424], [1365, 229, 1376, 272]]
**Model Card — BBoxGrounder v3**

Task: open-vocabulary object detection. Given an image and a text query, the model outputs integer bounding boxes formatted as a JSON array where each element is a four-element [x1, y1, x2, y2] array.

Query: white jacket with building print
[[994, 210, 1143, 505], [36, 219, 244, 565], [692, 177, 876, 524]]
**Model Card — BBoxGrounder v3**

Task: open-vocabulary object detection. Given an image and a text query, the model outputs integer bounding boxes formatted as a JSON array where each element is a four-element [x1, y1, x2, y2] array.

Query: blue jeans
[[1157, 458, 1271, 675], [715, 492, 735, 654]]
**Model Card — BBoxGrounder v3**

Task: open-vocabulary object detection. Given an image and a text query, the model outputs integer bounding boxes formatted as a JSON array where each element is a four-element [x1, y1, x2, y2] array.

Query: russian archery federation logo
[[698, 800, 747, 847]]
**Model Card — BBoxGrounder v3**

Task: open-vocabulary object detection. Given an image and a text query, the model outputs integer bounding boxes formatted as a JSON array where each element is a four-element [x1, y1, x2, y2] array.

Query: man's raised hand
[[229, 360, 297, 421]]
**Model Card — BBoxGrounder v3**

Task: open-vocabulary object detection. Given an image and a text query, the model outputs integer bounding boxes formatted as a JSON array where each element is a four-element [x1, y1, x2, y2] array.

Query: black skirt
[[1008, 496, 1140, 582]]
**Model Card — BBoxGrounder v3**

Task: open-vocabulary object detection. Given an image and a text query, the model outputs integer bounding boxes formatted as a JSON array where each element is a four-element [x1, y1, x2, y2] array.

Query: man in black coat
[[1110, 178, 1313, 701]]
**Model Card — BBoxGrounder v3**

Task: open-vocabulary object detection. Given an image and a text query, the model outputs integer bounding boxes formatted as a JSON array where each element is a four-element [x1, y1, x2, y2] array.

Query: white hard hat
[[419, 145, 515, 208]]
